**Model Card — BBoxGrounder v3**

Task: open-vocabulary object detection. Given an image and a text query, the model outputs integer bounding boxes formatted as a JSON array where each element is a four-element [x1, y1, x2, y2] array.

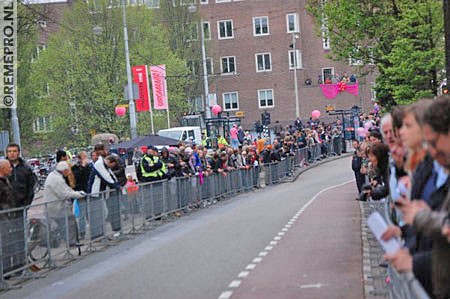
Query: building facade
[[199, 0, 376, 128]]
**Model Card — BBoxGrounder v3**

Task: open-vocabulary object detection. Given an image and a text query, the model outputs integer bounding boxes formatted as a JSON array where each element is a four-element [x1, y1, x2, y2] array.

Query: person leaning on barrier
[[44, 161, 86, 245], [384, 97, 450, 299], [0, 159, 16, 273], [140, 146, 167, 182]]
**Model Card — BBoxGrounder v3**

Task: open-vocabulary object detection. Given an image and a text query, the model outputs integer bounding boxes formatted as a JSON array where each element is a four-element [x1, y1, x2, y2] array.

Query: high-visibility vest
[[218, 137, 228, 148], [140, 155, 166, 178]]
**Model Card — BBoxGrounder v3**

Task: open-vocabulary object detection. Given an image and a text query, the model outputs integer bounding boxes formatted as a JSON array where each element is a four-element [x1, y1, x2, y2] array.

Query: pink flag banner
[[150, 65, 168, 110], [319, 82, 359, 99]]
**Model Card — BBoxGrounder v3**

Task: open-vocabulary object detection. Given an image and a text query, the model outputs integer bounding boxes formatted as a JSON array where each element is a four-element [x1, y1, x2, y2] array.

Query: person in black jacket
[[351, 140, 365, 194], [5, 143, 34, 271], [71, 151, 92, 239], [6, 143, 34, 207]]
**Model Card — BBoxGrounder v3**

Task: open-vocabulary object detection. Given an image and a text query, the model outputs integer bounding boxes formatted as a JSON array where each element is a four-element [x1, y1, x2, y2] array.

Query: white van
[[157, 126, 202, 145]]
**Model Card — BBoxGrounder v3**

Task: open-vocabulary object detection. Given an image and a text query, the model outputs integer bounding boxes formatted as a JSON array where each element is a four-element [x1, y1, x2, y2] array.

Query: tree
[[308, 0, 445, 107], [27, 0, 191, 151]]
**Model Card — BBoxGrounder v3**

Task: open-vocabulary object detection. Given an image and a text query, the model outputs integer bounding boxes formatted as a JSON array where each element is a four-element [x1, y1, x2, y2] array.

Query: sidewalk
[[227, 181, 364, 299]]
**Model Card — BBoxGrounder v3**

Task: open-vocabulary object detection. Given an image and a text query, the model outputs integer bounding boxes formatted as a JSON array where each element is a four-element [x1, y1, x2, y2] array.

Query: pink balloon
[[115, 106, 126, 117], [311, 110, 321, 120], [357, 127, 366, 137], [211, 104, 222, 116]]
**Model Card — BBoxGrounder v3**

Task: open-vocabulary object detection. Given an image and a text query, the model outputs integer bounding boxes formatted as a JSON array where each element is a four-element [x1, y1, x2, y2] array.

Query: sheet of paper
[[367, 212, 402, 254]]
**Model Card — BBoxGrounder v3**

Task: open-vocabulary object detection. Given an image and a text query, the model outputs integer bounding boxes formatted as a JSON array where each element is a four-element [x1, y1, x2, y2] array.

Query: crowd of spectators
[[351, 97, 450, 299]]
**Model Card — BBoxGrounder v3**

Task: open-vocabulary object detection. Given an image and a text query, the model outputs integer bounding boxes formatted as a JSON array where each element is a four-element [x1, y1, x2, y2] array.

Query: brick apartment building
[[26, 0, 377, 132], [198, 0, 376, 128]]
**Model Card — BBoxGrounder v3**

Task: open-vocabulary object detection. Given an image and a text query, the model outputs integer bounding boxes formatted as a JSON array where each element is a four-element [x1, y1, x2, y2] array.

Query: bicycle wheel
[[27, 221, 49, 262], [28, 242, 48, 262]]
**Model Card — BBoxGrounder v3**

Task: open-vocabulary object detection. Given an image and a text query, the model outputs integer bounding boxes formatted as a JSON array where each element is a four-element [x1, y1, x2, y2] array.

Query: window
[[349, 47, 363, 66], [33, 116, 53, 133], [216, 0, 231, 2], [185, 23, 198, 41], [223, 92, 239, 110], [286, 13, 299, 33], [190, 95, 205, 112], [187, 60, 200, 76], [180, 0, 196, 5], [37, 19, 47, 28], [253, 16, 269, 36], [288, 50, 302, 69], [203, 21, 211, 40], [322, 28, 330, 50], [200, 0, 208, 4], [255, 53, 271, 72], [206, 57, 213, 75], [370, 82, 377, 101], [368, 47, 375, 65], [146, 0, 160, 8], [218, 20, 233, 39], [221, 56, 236, 74], [322, 67, 334, 84], [258, 89, 274, 108]]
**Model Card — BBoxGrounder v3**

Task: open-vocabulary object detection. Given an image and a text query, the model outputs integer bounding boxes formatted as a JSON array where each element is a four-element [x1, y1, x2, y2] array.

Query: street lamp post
[[122, 0, 138, 139], [188, 5, 211, 119], [292, 33, 300, 118]]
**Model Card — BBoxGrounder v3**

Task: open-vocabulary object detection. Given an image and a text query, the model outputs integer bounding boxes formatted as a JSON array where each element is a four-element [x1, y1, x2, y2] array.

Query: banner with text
[[132, 65, 151, 112], [150, 65, 168, 110]]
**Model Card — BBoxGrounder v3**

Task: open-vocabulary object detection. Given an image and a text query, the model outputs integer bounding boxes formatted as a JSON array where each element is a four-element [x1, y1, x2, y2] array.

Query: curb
[[283, 152, 353, 184], [359, 202, 390, 299]]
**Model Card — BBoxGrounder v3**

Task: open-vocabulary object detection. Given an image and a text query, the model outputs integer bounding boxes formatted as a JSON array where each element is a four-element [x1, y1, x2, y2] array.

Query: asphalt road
[[3, 156, 358, 299]]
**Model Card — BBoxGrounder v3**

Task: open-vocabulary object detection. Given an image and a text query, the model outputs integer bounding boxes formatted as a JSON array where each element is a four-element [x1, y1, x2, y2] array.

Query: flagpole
[[145, 65, 155, 134], [166, 107, 170, 129]]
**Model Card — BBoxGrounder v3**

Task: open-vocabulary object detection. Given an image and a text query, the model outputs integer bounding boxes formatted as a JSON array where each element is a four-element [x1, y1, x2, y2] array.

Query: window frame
[[202, 21, 211, 40], [253, 16, 269, 36], [258, 89, 274, 108], [218, 19, 234, 39], [255, 52, 272, 72], [288, 49, 302, 69], [321, 67, 335, 84], [222, 91, 239, 111], [206, 57, 214, 75], [220, 56, 236, 75], [286, 13, 299, 33]]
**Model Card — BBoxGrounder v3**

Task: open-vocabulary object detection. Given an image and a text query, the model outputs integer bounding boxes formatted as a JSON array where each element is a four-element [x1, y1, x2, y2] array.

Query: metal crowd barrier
[[367, 199, 430, 299], [0, 140, 344, 287]]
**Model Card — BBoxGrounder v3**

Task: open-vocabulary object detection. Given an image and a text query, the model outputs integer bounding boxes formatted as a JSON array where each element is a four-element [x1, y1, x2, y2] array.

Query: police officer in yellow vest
[[140, 145, 167, 182]]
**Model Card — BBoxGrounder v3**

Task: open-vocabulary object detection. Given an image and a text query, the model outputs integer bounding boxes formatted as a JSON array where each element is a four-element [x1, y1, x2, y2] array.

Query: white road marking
[[216, 179, 354, 299], [300, 283, 327, 289], [218, 291, 233, 299], [253, 257, 263, 263], [246, 264, 256, 270]]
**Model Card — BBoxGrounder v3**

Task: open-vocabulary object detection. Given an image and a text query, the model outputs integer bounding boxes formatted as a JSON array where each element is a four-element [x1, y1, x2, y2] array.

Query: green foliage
[[24, 0, 191, 152], [308, 0, 445, 108]]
